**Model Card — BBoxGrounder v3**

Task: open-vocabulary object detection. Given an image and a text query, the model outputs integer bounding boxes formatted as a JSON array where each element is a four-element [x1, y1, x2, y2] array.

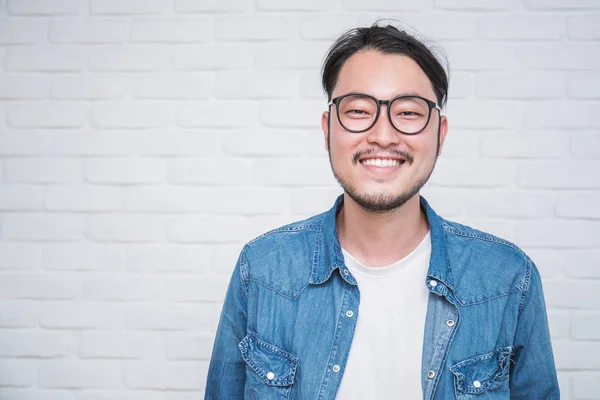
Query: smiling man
[[206, 24, 559, 399]]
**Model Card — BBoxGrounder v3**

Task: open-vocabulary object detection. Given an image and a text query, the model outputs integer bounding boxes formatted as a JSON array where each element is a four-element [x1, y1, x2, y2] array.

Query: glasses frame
[[327, 92, 442, 135]]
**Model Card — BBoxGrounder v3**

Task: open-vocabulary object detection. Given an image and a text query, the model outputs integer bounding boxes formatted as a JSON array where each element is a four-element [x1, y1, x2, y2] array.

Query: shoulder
[[439, 217, 534, 305]]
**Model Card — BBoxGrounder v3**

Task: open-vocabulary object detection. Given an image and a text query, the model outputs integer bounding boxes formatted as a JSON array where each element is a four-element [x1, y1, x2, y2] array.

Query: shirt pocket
[[239, 331, 299, 399], [450, 346, 513, 399]]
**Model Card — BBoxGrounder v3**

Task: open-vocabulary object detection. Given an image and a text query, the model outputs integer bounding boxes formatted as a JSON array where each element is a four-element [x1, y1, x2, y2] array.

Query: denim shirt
[[206, 195, 559, 399]]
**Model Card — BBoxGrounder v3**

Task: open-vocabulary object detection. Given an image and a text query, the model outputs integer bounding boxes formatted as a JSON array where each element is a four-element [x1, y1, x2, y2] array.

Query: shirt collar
[[309, 194, 454, 291]]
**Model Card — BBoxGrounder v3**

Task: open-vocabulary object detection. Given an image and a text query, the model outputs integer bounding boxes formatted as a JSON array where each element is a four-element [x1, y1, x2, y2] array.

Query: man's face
[[321, 50, 448, 212]]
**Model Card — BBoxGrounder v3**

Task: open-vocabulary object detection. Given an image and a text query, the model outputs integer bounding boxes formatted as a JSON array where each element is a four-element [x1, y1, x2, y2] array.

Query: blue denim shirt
[[206, 195, 559, 399]]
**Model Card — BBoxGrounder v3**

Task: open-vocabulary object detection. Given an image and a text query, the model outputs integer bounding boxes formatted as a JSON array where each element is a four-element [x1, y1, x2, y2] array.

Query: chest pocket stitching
[[239, 330, 299, 387], [450, 346, 513, 395]]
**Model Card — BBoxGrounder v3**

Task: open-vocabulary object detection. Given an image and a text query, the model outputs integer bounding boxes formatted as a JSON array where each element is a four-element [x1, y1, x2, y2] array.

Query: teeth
[[361, 159, 402, 167]]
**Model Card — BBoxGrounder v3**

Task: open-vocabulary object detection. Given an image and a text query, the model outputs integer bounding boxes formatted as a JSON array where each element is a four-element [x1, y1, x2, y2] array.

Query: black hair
[[321, 23, 449, 108]]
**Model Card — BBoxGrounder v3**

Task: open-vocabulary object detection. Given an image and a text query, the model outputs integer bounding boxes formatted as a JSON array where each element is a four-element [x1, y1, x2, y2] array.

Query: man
[[206, 24, 559, 399]]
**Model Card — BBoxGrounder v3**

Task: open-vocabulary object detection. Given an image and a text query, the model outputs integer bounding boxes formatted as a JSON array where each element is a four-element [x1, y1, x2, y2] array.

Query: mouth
[[359, 158, 406, 168]]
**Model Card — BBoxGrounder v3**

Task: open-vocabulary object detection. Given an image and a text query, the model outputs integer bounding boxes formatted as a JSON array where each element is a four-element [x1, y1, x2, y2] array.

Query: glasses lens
[[390, 96, 431, 134], [337, 94, 378, 132]]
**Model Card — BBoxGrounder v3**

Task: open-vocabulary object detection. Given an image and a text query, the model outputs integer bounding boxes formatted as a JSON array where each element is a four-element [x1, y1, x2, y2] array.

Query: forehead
[[333, 50, 436, 101]]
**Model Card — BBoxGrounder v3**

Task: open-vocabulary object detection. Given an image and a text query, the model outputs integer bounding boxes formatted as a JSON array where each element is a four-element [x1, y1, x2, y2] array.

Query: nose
[[365, 103, 401, 148]]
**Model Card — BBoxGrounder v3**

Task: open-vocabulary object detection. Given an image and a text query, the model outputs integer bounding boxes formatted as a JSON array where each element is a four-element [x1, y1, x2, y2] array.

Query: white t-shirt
[[336, 232, 431, 399]]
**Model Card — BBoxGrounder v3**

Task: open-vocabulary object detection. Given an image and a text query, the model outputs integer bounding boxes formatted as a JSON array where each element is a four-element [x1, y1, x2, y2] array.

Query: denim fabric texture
[[205, 195, 560, 399]]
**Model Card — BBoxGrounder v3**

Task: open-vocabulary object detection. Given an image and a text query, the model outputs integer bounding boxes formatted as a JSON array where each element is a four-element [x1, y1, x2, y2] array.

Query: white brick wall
[[0, 1, 598, 398]]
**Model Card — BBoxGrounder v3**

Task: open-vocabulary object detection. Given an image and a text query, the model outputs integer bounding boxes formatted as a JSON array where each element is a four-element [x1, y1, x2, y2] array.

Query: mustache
[[352, 149, 414, 165]]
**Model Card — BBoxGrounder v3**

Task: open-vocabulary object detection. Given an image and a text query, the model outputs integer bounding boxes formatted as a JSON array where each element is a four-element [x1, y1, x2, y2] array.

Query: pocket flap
[[450, 346, 513, 394], [238, 331, 299, 387]]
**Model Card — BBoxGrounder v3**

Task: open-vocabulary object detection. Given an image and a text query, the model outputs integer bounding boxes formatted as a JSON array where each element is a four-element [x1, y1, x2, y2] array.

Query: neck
[[337, 192, 430, 268]]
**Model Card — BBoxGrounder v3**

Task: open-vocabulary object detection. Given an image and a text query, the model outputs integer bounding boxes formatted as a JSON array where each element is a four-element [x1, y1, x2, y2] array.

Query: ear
[[321, 111, 330, 152], [436, 115, 448, 156]]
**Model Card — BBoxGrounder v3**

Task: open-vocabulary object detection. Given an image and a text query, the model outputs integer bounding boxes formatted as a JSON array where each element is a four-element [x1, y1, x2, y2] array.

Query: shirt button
[[427, 370, 435, 379], [343, 269, 349, 275], [473, 380, 481, 388], [266, 372, 275, 380], [429, 280, 438, 287], [346, 310, 354, 317], [446, 319, 455, 327], [333, 365, 340, 372]]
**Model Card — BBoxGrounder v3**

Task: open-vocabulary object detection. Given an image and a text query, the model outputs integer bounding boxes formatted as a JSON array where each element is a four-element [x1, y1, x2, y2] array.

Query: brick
[[571, 133, 600, 158], [166, 275, 228, 303], [0, 184, 44, 211], [258, 0, 333, 10], [547, 311, 570, 340], [525, 102, 598, 129], [445, 100, 523, 128], [166, 215, 251, 243], [4, 157, 84, 184], [260, 99, 324, 127], [208, 188, 290, 215], [215, 16, 299, 41], [394, 14, 477, 41], [291, 188, 343, 215], [252, 157, 336, 187], [8, 0, 86, 14], [42, 242, 126, 271], [478, 15, 563, 40], [572, 372, 600, 399], [553, 342, 600, 370], [166, 158, 251, 185], [131, 18, 213, 43], [49, 19, 127, 44], [173, 45, 253, 70], [568, 73, 600, 99], [443, 43, 519, 71], [0, 300, 39, 327], [83, 274, 163, 301], [6, 102, 87, 128], [515, 221, 600, 248], [137, 130, 220, 156], [561, 250, 600, 279], [210, 244, 243, 274], [81, 331, 163, 359], [477, 73, 564, 99], [5, 46, 85, 72], [52, 75, 130, 99], [0, 273, 80, 299], [447, 72, 474, 100], [85, 214, 165, 242], [91, 0, 167, 14], [522, 249, 565, 279], [0, 359, 36, 386], [255, 42, 331, 69], [133, 73, 212, 99], [176, 101, 260, 128], [524, 0, 600, 10], [123, 304, 216, 331], [518, 162, 600, 189], [417, 187, 467, 217], [344, 0, 427, 11], [45, 185, 124, 212], [0, 389, 76, 400], [125, 244, 211, 273], [571, 312, 600, 340], [556, 192, 600, 219], [174, 0, 251, 12], [41, 302, 123, 329], [429, 158, 517, 187], [38, 360, 122, 389], [299, 71, 324, 99], [0, 330, 73, 357], [215, 71, 296, 99], [165, 332, 214, 360], [464, 191, 554, 218], [124, 362, 205, 390], [0, 242, 40, 270], [438, 130, 479, 158], [567, 15, 600, 40], [92, 102, 173, 128], [448, 216, 515, 242], [223, 129, 308, 156], [1, 213, 82, 241], [0, 75, 50, 99], [89, 46, 170, 72], [480, 131, 569, 158], [300, 15, 360, 41], [519, 44, 600, 70], [434, 0, 516, 9], [0, 19, 46, 43]]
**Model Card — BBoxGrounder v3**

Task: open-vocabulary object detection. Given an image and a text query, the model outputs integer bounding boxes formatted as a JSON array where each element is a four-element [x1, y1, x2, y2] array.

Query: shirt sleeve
[[205, 248, 248, 399], [509, 258, 560, 399]]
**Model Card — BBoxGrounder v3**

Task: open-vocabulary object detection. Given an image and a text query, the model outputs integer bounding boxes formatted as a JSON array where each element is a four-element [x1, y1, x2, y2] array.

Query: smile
[[359, 158, 405, 167]]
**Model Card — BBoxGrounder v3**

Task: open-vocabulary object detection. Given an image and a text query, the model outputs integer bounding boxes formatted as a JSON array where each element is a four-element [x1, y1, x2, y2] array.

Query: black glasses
[[327, 93, 441, 135]]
